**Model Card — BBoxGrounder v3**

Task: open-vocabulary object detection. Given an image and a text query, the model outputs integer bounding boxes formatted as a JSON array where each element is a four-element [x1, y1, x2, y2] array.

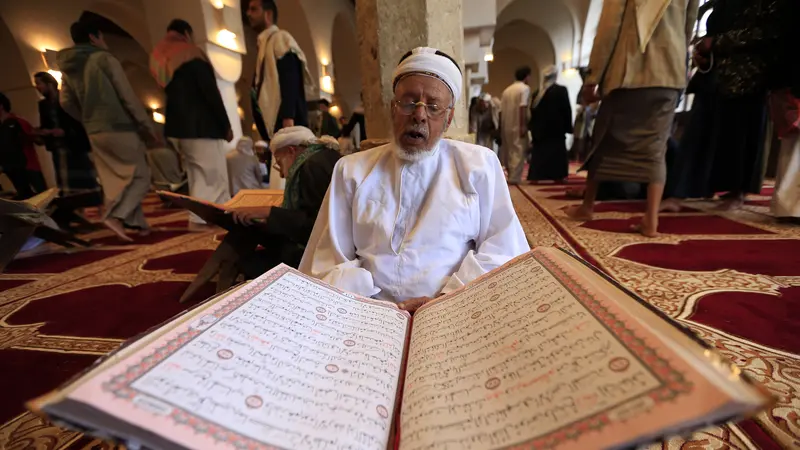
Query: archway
[[77, 11, 163, 112], [331, 11, 360, 117], [485, 47, 539, 98]]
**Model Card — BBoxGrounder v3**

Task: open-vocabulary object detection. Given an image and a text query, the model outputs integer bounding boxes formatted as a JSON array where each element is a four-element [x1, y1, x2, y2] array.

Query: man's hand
[[225, 128, 234, 143], [282, 118, 295, 129], [694, 37, 712, 55], [229, 206, 273, 226], [397, 297, 433, 313], [581, 84, 601, 105]]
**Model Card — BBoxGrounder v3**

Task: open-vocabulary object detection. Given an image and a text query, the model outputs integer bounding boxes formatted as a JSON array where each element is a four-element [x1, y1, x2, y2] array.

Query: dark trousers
[[6, 169, 47, 200]]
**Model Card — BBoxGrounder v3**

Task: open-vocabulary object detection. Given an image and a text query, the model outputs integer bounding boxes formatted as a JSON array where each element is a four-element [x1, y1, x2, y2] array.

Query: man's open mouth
[[403, 131, 426, 142]]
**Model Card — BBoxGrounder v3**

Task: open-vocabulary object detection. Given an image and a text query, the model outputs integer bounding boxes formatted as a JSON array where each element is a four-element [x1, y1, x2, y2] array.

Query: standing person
[[566, 0, 699, 237], [499, 66, 532, 184], [245, 0, 314, 172], [226, 136, 263, 196], [151, 19, 234, 230], [58, 21, 159, 242], [662, 0, 792, 212], [0, 93, 46, 199], [33, 72, 98, 194], [527, 65, 572, 183], [470, 94, 498, 152], [317, 99, 340, 138]]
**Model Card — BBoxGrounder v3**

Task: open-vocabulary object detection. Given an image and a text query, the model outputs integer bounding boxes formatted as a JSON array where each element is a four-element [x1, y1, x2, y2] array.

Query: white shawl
[[255, 25, 316, 138]]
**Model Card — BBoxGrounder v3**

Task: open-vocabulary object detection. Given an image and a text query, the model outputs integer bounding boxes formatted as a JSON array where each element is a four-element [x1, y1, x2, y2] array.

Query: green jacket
[[57, 44, 153, 136]]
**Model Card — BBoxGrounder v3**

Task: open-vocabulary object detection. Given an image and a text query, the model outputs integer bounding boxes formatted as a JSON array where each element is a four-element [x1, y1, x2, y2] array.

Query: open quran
[[156, 190, 284, 231], [29, 247, 771, 450]]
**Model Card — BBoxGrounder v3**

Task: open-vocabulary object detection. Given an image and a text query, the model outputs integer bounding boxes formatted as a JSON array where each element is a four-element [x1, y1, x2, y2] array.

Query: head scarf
[[392, 47, 463, 104], [272, 126, 327, 210], [634, 0, 673, 53], [533, 65, 559, 108], [270, 126, 316, 151], [236, 136, 254, 156], [150, 31, 208, 88]]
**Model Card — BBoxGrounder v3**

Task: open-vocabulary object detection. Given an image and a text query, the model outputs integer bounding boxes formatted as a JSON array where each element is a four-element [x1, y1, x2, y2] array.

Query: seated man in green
[[229, 126, 340, 277]]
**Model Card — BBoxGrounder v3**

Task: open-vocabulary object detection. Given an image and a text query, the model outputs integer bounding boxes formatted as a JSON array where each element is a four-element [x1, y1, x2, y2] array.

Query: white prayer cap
[[270, 126, 316, 151], [542, 65, 559, 80], [254, 140, 269, 149], [237, 136, 254, 155], [392, 47, 463, 104], [481, 93, 492, 102]]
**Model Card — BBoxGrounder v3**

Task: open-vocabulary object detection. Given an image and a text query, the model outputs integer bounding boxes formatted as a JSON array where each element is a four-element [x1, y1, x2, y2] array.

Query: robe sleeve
[[439, 153, 531, 295], [299, 159, 381, 298]]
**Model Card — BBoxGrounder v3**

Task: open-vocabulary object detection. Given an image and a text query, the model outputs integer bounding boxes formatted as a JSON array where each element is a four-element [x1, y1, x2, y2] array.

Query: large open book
[[157, 190, 284, 231], [29, 248, 771, 450]]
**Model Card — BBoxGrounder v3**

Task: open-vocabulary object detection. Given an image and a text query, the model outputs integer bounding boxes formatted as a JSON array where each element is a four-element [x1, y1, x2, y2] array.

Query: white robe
[[299, 139, 530, 302]]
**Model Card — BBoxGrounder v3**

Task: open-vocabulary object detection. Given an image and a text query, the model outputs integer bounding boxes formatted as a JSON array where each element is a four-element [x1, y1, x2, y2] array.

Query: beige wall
[[484, 47, 539, 99], [331, 12, 361, 117]]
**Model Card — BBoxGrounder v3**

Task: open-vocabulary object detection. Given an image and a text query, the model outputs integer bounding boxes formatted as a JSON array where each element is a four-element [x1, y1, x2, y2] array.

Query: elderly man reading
[[299, 47, 530, 311]]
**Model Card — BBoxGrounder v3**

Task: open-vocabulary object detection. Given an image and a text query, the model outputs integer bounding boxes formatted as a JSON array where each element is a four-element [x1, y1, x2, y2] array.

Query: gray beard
[[392, 137, 443, 163]]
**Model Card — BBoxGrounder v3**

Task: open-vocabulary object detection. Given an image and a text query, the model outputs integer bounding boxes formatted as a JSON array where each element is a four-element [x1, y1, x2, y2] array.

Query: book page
[[399, 248, 735, 450], [65, 266, 410, 450], [224, 190, 284, 208]]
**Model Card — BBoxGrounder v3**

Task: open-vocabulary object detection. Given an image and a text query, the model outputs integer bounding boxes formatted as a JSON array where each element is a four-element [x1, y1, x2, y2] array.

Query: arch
[[493, 19, 557, 90], [497, 0, 576, 64], [485, 47, 539, 99], [85, 0, 151, 50], [274, 0, 319, 89], [331, 11, 361, 116]]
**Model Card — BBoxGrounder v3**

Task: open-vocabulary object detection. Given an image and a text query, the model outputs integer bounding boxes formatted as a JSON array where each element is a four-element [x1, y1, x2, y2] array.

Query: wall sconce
[[211, 0, 225, 9], [484, 53, 494, 62], [329, 105, 341, 117], [41, 49, 63, 87], [152, 111, 166, 124], [237, 106, 245, 119], [251, 123, 258, 132], [561, 62, 578, 77], [320, 62, 334, 94], [216, 29, 238, 51]]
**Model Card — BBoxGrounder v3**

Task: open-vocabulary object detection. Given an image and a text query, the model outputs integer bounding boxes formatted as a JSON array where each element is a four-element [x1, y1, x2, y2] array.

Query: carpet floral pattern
[[0, 184, 797, 449], [515, 178, 799, 449]]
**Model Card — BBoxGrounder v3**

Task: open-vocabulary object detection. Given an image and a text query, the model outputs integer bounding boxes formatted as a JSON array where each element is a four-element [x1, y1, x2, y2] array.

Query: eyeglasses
[[393, 100, 451, 118]]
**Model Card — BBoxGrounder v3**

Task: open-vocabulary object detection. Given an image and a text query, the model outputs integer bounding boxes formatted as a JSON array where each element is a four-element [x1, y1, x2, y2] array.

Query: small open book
[[157, 190, 284, 231], [29, 248, 771, 450]]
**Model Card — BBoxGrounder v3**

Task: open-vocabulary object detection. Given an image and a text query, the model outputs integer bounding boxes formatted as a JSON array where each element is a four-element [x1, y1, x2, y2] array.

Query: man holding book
[[229, 126, 340, 276], [299, 47, 530, 310]]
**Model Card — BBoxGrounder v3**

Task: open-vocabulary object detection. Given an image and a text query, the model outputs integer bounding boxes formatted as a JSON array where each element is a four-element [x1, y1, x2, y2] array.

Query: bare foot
[[630, 222, 660, 238], [659, 198, 682, 213], [565, 205, 593, 221], [103, 218, 134, 242]]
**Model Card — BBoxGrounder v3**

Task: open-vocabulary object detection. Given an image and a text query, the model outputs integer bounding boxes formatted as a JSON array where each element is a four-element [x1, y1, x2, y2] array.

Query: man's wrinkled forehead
[[394, 74, 451, 102]]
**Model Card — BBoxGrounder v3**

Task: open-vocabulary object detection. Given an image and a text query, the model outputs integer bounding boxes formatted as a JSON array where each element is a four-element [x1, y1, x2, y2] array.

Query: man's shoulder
[[442, 139, 499, 166]]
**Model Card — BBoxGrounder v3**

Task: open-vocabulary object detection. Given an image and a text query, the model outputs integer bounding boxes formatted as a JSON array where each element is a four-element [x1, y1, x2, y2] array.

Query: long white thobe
[[299, 139, 530, 302]]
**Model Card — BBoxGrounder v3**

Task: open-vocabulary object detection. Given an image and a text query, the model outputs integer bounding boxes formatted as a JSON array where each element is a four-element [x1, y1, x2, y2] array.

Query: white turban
[[254, 140, 269, 149], [270, 126, 316, 151], [236, 136, 254, 155], [481, 93, 492, 102], [392, 47, 463, 104]]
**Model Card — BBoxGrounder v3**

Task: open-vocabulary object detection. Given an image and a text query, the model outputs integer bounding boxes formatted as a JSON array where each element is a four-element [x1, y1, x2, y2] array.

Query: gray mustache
[[404, 124, 429, 138]]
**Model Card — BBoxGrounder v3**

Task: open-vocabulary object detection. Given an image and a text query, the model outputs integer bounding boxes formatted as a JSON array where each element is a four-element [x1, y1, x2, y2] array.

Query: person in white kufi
[[299, 47, 530, 311]]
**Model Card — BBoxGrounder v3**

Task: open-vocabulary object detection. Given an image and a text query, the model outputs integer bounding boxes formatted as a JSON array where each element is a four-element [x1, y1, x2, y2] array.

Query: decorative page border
[[510, 251, 694, 449], [99, 266, 408, 450]]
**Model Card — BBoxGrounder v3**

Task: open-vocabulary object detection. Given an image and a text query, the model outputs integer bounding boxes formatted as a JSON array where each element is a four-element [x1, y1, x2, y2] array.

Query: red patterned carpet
[[512, 175, 799, 449], [1, 183, 798, 449]]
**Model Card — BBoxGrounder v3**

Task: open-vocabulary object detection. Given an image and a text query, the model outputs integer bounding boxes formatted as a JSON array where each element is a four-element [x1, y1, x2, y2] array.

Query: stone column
[[356, 0, 469, 141]]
